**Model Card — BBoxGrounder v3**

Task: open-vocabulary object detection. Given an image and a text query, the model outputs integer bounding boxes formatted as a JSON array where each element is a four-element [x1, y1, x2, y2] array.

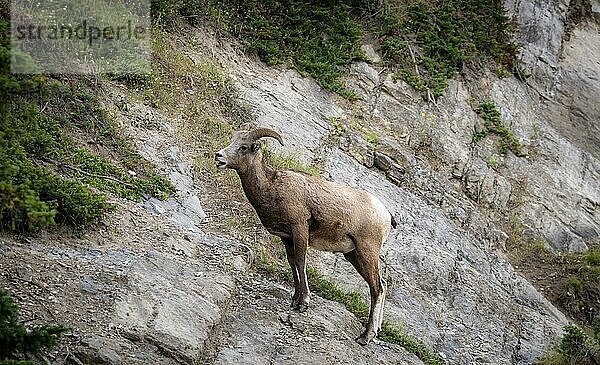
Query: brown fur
[[215, 126, 393, 345]]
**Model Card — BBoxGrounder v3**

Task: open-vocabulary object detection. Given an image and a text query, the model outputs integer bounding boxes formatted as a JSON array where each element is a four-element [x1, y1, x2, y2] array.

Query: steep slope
[[180, 0, 598, 362], [189, 30, 566, 363], [2, 1, 598, 364]]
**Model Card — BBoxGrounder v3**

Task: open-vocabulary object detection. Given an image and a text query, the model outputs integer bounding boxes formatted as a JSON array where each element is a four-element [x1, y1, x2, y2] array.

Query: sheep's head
[[215, 126, 284, 171]]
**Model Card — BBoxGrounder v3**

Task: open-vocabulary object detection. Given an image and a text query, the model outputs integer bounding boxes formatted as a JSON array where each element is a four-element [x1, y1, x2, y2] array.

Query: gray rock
[[361, 44, 381, 63], [505, 0, 600, 157], [234, 68, 338, 165], [113, 251, 235, 363], [130, 117, 209, 234], [319, 150, 567, 365], [183, 194, 206, 220], [80, 275, 102, 294], [77, 337, 123, 365], [73, 334, 179, 365], [46, 7, 596, 364], [143, 197, 167, 215], [347, 61, 382, 100], [143, 193, 206, 233], [169, 170, 194, 192], [374, 152, 393, 171], [345, 134, 374, 168], [198, 18, 595, 362], [210, 277, 424, 365]]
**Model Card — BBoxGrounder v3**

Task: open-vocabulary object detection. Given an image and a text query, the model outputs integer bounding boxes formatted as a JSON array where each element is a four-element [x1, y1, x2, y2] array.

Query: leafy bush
[[472, 101, 527, 157], [151, 0, 369, 98], [0, 15, 173, 232], [0, 290, 68, 363], [539, 324, 600, 365], [378, 0, 518, 100]]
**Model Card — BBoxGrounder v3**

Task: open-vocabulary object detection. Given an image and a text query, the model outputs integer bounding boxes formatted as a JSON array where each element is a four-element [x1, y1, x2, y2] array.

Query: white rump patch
[[370, 195, 391, 224]]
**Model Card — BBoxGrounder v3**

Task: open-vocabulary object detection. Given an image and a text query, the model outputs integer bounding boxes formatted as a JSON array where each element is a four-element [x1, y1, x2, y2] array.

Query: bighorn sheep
[[215, 125, 395, 345]]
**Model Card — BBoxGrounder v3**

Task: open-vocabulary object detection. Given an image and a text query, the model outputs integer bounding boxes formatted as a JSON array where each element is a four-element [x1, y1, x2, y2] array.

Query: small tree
[[539, 323, 600, 365], [0, 290, 68, 363]]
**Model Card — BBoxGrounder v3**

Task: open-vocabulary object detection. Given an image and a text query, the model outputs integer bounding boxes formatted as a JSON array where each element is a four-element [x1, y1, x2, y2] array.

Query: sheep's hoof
[[291, 300, 309, 312], [356, 331, 374, 346], [297, 302, 308, 312], [291, 296, 309, 312], [290, 293, 300, 308]]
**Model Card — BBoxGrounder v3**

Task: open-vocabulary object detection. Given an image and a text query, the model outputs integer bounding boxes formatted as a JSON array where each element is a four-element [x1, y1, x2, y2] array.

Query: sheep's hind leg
[[283, 238, 301, 308], [344, 249, 385, 345], [291, 225, 310, 312]]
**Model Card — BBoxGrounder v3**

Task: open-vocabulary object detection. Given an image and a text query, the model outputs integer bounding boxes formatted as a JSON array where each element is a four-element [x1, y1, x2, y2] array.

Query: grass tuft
[[306, 267, 443, 365], [262, 147, 321, 177], [307, 267, 371, 322], [379, 322, 444, 365]]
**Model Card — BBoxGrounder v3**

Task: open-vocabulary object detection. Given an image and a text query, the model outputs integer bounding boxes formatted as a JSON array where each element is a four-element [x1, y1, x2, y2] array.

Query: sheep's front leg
[[291, 225, 310, 312], [282, 237, 300, 308]]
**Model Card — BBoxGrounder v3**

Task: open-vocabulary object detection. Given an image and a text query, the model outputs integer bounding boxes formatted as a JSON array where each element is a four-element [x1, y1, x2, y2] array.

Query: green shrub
[[472, 101, 527, 157], [558, 249, 600, 325], [559, 326, 591, 357], [222, 0, 369, 98], [378, 0, 518, 100], [539, 324, 600, 365], [152, 0, 518, 101], [0, 16, 173, 232], [151, 0, 368, 98], [0, 100, 109, 231], [0, 290, 68, 363]]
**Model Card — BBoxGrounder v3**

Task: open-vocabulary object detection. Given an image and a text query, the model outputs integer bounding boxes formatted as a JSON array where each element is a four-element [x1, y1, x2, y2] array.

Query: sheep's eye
[[239, 145, 248, 152]]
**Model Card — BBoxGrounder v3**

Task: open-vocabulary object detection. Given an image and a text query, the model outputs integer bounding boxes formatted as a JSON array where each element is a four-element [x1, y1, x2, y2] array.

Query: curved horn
[[249, 127, 284, 146]]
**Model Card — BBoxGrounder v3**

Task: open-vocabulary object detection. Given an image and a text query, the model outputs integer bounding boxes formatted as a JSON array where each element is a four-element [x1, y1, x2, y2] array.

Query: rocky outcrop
[[505, 0, 600, 158], [207, 3, 599, 252], [190, 1, 600, 363], [205, 274, 424, 365], [2, 2, 598, 364], [197, 37, 566, 364], [502, 0, 600, 250], [0, 221, 238, 364], [323, 151, 566, 364]]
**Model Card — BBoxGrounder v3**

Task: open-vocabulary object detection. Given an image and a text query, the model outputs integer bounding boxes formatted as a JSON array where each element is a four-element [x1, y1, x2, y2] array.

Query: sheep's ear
[[251, 140, 262, 152], [240, 123, 254, 131]]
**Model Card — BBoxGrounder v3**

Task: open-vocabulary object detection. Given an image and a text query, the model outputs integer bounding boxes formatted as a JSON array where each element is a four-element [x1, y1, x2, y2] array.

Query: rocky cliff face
[[1, 1, 598, 364], [504, 0, 600, 251]]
